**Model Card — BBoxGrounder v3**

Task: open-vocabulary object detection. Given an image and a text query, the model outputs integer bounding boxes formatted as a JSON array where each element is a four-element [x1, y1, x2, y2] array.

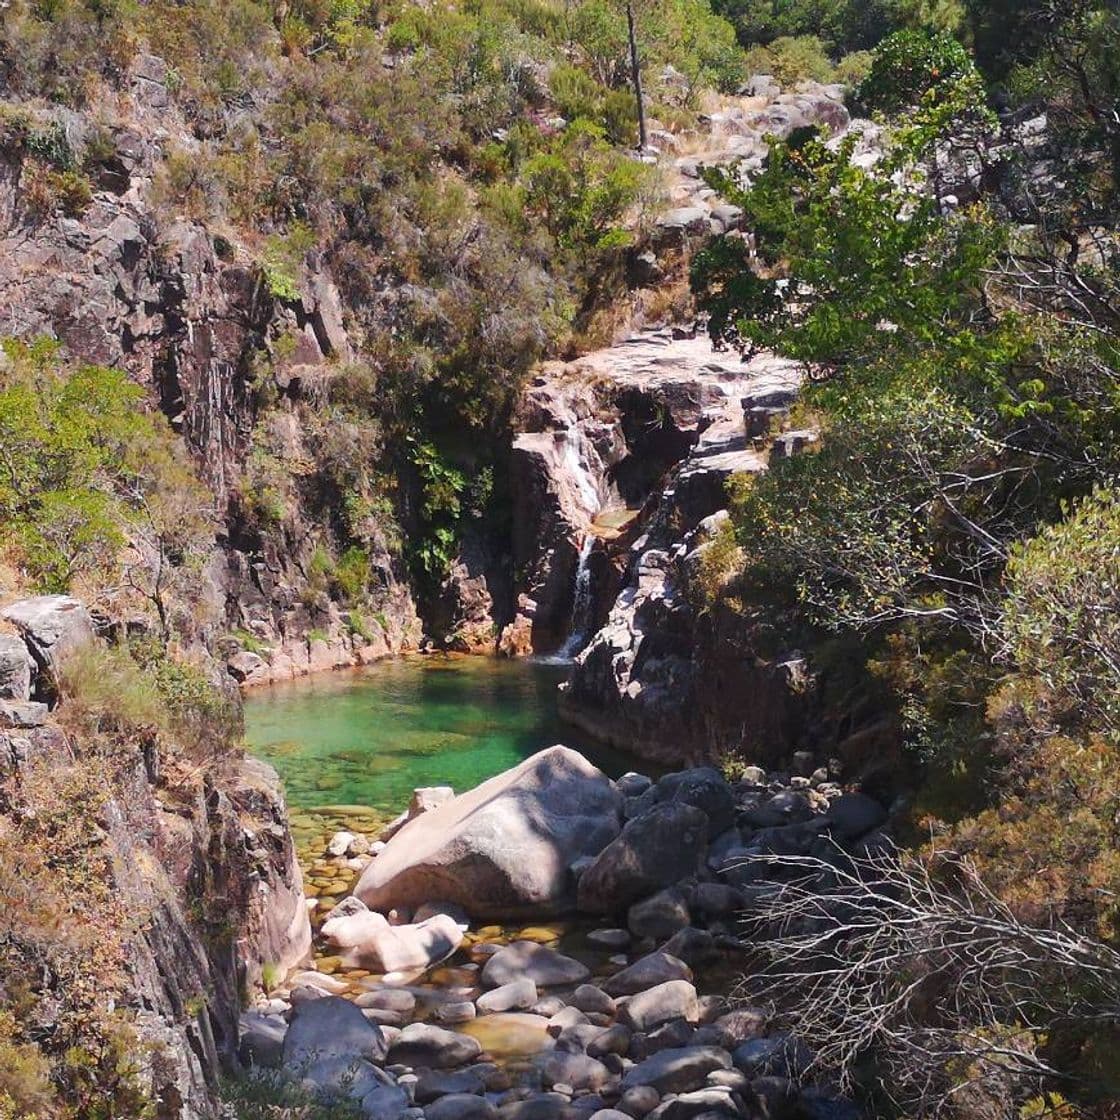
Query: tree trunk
[[626, 0, 648, 152]]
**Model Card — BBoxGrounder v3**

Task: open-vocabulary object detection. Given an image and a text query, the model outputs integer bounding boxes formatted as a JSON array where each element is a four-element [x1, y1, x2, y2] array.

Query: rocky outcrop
[[0, 599, 310, 1118], [505, 330, 802, 659], [355, 746, 623, 919]]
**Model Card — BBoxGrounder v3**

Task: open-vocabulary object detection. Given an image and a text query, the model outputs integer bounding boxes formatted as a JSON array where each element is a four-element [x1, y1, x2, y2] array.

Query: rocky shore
[[240, 746, 889, 1120]]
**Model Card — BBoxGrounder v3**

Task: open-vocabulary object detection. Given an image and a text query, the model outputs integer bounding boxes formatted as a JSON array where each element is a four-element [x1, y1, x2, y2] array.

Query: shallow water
[[243, 654, 641, 815]]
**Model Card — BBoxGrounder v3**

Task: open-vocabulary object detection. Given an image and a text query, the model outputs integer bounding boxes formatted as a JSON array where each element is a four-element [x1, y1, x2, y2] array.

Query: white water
[[557, 534, 596, 660], [561, 431, 601, 519]]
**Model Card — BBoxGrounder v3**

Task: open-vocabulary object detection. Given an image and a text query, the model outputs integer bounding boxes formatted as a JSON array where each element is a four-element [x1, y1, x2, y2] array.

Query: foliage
[[857, 28, 982, 115], [1001, 488, 1120, 738]]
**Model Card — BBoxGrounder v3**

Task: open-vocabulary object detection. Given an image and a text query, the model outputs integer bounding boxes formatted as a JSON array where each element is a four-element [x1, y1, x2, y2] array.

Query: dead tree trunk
[[626, 0, 648, 152]]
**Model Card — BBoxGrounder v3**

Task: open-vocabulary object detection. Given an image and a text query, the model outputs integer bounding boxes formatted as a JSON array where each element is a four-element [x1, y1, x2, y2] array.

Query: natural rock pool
[[243, 654, 643, 819]]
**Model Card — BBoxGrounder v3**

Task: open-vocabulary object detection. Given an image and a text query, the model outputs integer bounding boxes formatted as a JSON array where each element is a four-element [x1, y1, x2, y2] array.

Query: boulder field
[[241, 745, 887, 1119]]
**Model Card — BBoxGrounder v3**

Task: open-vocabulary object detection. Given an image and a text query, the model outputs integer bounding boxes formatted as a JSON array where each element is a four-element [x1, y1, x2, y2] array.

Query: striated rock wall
[[0, 596, 310, 1117]]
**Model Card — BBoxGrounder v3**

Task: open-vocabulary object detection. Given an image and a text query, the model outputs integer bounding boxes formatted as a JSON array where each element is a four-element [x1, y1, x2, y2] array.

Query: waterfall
[[561, 431, 601, 519], [558, 534, 596, 659]]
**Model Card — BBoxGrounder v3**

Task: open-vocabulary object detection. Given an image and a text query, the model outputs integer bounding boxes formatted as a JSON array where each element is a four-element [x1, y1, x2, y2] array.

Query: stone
[[329, 831, 358, 857], [532, 996, 568, 1018], [538, 1052, 614, 1092], [290, 970, 350, 995], [555, 1024, 606, 1053], [415, 1068, 489, 1103], [822, 793, 887, 841], [357, 747, 622, 919], [708, 1011, 768, 1050], [590, 1111, 633, 1120], [283, 996, 389, 1069], [747, 1076, 796, 1120], [570, 985, 615, 1017], [0, 700, 48, 728], [478, 978, 539, 1014], [414, 901, 471, 929], [577, 804, 708, 914], [639, 1018, 694, 1056], [228, 650, 267, 684], [620, 1047, 733, 1095], [690, 884, 741, 919], [362, 1083, 412, 1120], [1, 596, 95, 684], [239, 1011, 287, 1068], [654, 1088, 742, 1120], [616, 773, 653, 798], [619, 1086, 661, 1117], [301, 1056, 395, 1102], [602, 953, 692, 997], [656, 770, 735, 839], [355, 988, 417, 1015], [732, 1037, 809, 1079], [436, 1001, 477, 1025], [658, 929, 718, 970], [322, 910, 463, 973], [0, 634, 33, 700], [482, 942, 591, 988], [549, 1007, 590, 1033], [627, 889, 691, 941], [498, 1093, 570, 1120], [587, 928, 631, 949], [706, 1070, 750, 1093], [426, 1094, 498, 1120], [388, 1024, 483, 1070], [620, 982, 699, 1033], [588, 1024, 631, 1059]]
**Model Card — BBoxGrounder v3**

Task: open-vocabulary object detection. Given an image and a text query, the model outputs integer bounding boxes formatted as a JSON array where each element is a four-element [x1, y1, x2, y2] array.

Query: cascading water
[[557, 534, 595, 659]]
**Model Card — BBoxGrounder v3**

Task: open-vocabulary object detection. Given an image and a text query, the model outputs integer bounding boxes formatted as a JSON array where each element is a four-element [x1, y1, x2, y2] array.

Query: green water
[[243, 655, 639, 815]]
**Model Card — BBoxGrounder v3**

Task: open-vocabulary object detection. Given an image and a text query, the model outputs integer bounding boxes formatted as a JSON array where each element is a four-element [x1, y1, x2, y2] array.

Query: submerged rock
[[356, 747, 622, 919]]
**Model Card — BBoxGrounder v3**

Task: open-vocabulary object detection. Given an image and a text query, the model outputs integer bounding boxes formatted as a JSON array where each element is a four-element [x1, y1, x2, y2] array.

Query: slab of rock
[[478, 978, 539, 1014], [620, 982, 699, 1033], [1, 596, 94, 683], [602, 952, 692, 997], [388, 1023, 483, 1069], [0, 634, 33, 700], [357, 747, 622, 919], [577, 803, 707, 914], [620, 1047, 733, 1095], [482, 941, 590, 988], [283, 996, 389, 1068], [322, 909, 463, 972]]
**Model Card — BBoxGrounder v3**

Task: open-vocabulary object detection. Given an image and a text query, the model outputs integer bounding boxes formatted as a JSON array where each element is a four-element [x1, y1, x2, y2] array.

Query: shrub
[[1001, 487, 1120, 737], [743, 35, 836, 85]]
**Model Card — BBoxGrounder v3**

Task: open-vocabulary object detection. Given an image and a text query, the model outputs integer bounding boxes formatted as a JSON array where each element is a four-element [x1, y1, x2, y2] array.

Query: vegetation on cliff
[[693, 5, 1120, 1112]]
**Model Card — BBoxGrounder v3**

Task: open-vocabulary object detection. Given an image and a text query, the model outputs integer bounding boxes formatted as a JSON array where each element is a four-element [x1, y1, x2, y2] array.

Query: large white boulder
[[355, 746, 622, 919]]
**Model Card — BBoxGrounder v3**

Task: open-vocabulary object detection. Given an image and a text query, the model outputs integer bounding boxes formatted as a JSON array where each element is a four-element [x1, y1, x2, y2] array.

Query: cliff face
[[0, 597, 310, 1117]]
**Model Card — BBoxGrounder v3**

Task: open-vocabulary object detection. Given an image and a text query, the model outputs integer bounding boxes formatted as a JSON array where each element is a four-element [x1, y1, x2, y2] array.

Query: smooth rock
[[578, 804, 708, 914], [627, 889, 691, 941], [570, 985, 615, 1017], [301, 1056, 395, 1101], [415, 1068, 489, 1103], [602, 953, 692, 997], [620, 1047, 733, 1095], [588, 1024, 631, 1059], [538, 1052, 614, 1092], [482, 941, 590, 988], [426, 1093, 498, 1120], [239, 1011, 287, 1068], [283, 996, 390, 1068], [658, 929, 719, 969], [621, 982, 699, 1033], [436, 1001, 478, 1025], [322, 910, 463, 972], [822, 793, 887, 841], [357, 747, 622, 919], [0, 596, 94, 681], [619, 1086, 661, 1117], [587, 928, 631, 949], [498, 1093, 570, 1120], [388, 1024, 483, 1069], [478, 978, 539, 1014]]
